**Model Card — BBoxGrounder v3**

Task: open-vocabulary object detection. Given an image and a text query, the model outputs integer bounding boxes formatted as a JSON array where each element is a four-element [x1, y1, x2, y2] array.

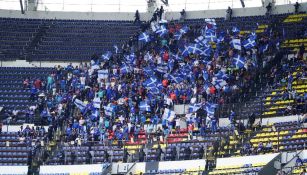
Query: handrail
[[125, 163, 136, 175]]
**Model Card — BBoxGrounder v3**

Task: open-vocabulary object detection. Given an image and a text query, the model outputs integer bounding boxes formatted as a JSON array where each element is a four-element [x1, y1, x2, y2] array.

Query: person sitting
[[265, 140, 273, 153], [257, 142, 264, 153], [295, 156, 303, 167]]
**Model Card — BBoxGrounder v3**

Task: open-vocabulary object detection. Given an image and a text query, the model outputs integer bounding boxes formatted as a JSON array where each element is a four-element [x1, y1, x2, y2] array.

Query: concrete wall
[[216, 153, 279, 167], [0, 3, 306, 21], [0, 60, 85, 68], [0, 166, 28, 175]]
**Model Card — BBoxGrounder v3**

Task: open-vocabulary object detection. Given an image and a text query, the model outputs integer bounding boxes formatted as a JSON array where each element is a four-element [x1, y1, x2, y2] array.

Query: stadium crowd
[[14, 15, 284, 156]]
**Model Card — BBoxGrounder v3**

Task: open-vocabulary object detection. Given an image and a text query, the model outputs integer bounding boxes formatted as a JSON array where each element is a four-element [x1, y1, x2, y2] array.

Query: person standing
[[156, 145, 164, 161], [294, 2, 300, 14], [123, 148, 130, 163], [134, 10, 141, 24], [159, 6, 164, 21], [70, 151, 76, 165]]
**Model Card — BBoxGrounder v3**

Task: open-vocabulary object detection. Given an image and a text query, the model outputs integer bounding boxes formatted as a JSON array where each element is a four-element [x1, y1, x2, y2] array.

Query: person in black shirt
[[86, 151, 92, 164], [226, 7, 232, 21], [159, 6, 164, 20], [70, 151, 76, 165], [298, 44, 305, 60], [156, 145, 164, 161], [103, 150, 109, 163], [184, 147, 191, 160], [180, 9, 186, 22], [266, 3, 272, 16], [134, 10, 141, 24], [123, 148, 130, 163], [59, 150, 65, 165], [248, 113, 256, 129], [139, 148, 146, 162], [294, 2, 300, 14]]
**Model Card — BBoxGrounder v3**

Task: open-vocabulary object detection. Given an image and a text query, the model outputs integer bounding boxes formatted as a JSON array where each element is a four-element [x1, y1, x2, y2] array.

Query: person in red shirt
[[210, 86, 216, 94], [188, 123, 194, 140], [34, 79, 42, 90], [162, 79, 168, 87], [181, 93, 187, 104], [163, 51, 169, 62], [170, 92, 177, 104]]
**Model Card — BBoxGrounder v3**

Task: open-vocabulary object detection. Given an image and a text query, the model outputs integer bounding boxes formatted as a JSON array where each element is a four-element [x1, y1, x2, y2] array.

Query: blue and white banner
[[242, 37, 256, 49], [230, 39, 241, 50], [139, 32, 151, 43], [104, 104, 114, 116], [163, 108, 176, 122], [233, 54, 246, 69], [74, 99, 86, 111], [93, 97, 101, 109], [139, 101, 151, 112], [98, 69, 109, 79], [101, 51, 112, 61]]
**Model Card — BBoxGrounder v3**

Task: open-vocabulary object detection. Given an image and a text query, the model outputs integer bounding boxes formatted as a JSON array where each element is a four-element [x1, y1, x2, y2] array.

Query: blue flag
[[101, 51, 112, 61], [201, 45, 212, 56], [242, 37, 256, 49], [205, 29, 217, 42], [189, 103, 203, 113], [138, 32, 150, 43], [232, 26, 240, 34], [181, 45, 190, 57], [205, 102, 217, 115], [179, 25, 189, 34], [74, 99, 86, 111], [125, 53, 136, 64], [174, 31, 182, 40], [163, 108, 176, 122], [98, 69, 109, 79], [156, 25, 168, 37], [194, 36, 208, 46], [139, 101, 151, 112], [230, 39, 241, 50], [233, 54, 246, 68], [104, 104, 114, 116], [143, 77, 158, 88], [156, 63, 168, 74], [120, 64, 131, 74], [113, 45, 119, 54], [168, 74, 184, 83], [212, 79, 227, 89], [143, 66, 154, 77], [259, 44, 269, 53], [188, 43, 203, 55]]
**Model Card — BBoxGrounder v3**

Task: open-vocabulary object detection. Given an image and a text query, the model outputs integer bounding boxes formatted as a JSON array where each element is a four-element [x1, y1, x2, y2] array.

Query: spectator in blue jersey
[[211, 117, 218, 133]]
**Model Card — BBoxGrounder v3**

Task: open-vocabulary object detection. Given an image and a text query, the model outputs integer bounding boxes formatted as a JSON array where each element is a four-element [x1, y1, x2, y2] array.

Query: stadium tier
[[0, 2, 307, 175]]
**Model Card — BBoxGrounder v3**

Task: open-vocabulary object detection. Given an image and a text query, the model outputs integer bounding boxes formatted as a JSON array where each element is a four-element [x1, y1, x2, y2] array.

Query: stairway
[[24, 23, 51, 61]]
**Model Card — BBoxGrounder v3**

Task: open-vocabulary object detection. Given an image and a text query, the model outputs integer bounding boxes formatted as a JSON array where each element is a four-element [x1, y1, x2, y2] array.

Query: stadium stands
[[0, 67, 54, 124], [0, 2, 306, 175], [0, 18, 140, 61]]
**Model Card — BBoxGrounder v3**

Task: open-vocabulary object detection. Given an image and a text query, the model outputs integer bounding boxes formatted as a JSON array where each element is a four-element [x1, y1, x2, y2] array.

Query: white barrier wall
[[0, 3, 306, 21], [158, 159, 206, 170], [111, 163, 135, 174], [112, 159, 206, 174], [40, 164, 106, 174], [0, 60, 85, 68], [0, 166, 28, 175], [216, 153, 279, 167]]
